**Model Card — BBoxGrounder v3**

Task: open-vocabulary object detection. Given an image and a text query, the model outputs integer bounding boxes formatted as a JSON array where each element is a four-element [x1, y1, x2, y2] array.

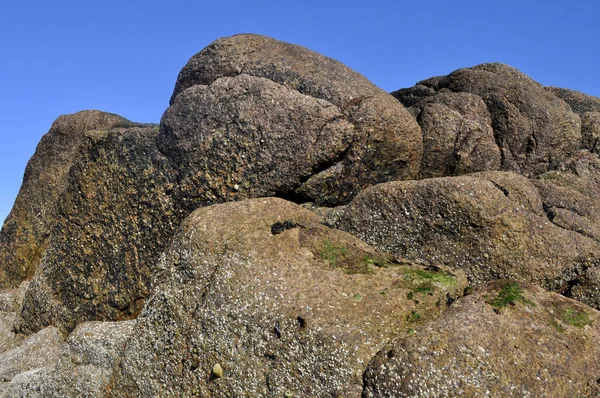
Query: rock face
[[394, 63, 581, 176], [161, 33, 422, 207], [410, 92, 501, 178], [327, 172, 600, 305], [363, 280, 600, 397], [0, 327, 64, 382], [14, 126, 178, 335], [106, 198, 466, 397], [0, 111, 133, 288]]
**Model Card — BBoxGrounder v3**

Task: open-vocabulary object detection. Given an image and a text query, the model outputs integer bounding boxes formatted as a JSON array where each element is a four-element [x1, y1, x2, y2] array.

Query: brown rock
[[363, 280, 600, 397], [160, 33, 422, 207], [0, 111, 133, 288], [0, 326, 64, 382], [406, 63, 581, 176], [327, 172, 600, 294], [4, 321, 135, 398], [14, 126, 178, 335], [581, 111, 600, 154], [107, 198, 466, 397], [546, 86, 600, 114], [410, 92, 501, 178]]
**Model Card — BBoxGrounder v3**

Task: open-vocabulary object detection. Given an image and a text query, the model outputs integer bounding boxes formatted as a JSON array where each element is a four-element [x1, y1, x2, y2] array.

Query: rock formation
[[0, 34, 599, 396]]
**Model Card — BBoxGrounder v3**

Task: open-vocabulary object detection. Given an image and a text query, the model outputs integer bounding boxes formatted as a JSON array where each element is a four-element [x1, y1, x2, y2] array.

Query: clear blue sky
[[1, 0, 599, 224]]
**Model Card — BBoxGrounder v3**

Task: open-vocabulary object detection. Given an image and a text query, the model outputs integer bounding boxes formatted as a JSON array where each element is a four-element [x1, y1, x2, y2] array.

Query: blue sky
[[1, 0, 599, 224]]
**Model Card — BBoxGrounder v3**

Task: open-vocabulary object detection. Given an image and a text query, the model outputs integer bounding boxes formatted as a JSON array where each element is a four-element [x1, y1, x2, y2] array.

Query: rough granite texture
[[0, 111, 133, 288], [0, 35, 600, 397], [394, 63, 581, 176], [0, 327, 64, 382], [3, 321, 134, 397], [14, 126, 178, 335], [362, 280, 600, 397], [409, 91, 501, 178], [106, 198, 466, 397], [161, 33, 422, 207], [546, 86, 600, 115], [327, 172, 600, 307]]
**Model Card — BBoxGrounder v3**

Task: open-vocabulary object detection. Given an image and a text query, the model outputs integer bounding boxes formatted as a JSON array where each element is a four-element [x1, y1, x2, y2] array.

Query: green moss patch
[[320, 240, 349, 268], [560, 308, 592, 328], [402, 267, 457, 298], [488, 282, 535, 309]]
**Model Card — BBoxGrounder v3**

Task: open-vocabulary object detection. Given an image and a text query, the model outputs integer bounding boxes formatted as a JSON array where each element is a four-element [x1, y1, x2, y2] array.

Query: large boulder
[[160, 33, 422, 207], [409, 92, 501, 178], [14, 125, 178, 335], [0, 111, 133, 288], [106, 198, 466, 397], [394, 63, 581, 176], [327, 172, 600, 302], [363, 280, 600, 397]]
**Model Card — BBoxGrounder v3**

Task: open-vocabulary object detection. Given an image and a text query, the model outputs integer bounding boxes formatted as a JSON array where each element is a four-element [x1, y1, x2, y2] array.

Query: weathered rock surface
[[410, 92, 501, 178], [0, 111, 133, 288], [0, 327, 64, 383], [4, 34, 425, 336], [362, 280, 600, 397], [581, 111, 600, 154], [3, 321, 134, 398], [394, 63, 581, 176], [533, 152, 600, 308], [106, 198, 466, 397], [161, 33, 422, 207], [546, 86, 600, 114], [14, 126, 178, 335], [327, 172, 600, 301]]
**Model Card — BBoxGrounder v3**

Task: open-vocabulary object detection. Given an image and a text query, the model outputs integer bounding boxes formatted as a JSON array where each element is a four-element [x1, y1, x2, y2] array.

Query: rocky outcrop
[[326, 172, 600, 307], [4, 34, 425, 336], [106, 198, 466, 397], [581, 112, 600, 154], [363, 280, 600, 397], [0, 111, 134, 288], [1, 34, 600, 397], [394, 63, 581, 176], [410, 92, 501, 178], [161, 33, 422, 207]]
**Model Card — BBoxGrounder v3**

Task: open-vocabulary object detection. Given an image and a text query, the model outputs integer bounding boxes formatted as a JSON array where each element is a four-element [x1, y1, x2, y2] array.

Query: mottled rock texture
[[1, 35, 600, 397], [0, 327, 64, 382], [410, 92, 501, 178], [14, 126, 177, 335], [546, 86, 600, 114], [394, 63, 581, 176], [3, 321, 134, 398], [107, 198, 466, 397], [161, 33, 422, 207], [363, 280, 600, 398], [327, 172, 600, 306], [4, 34, 424, 336], [0, 111, 132, 288]]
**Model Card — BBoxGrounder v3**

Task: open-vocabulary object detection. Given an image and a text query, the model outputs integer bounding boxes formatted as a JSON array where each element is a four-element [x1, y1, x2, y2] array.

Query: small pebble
[[212, 363, 223, 378]]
